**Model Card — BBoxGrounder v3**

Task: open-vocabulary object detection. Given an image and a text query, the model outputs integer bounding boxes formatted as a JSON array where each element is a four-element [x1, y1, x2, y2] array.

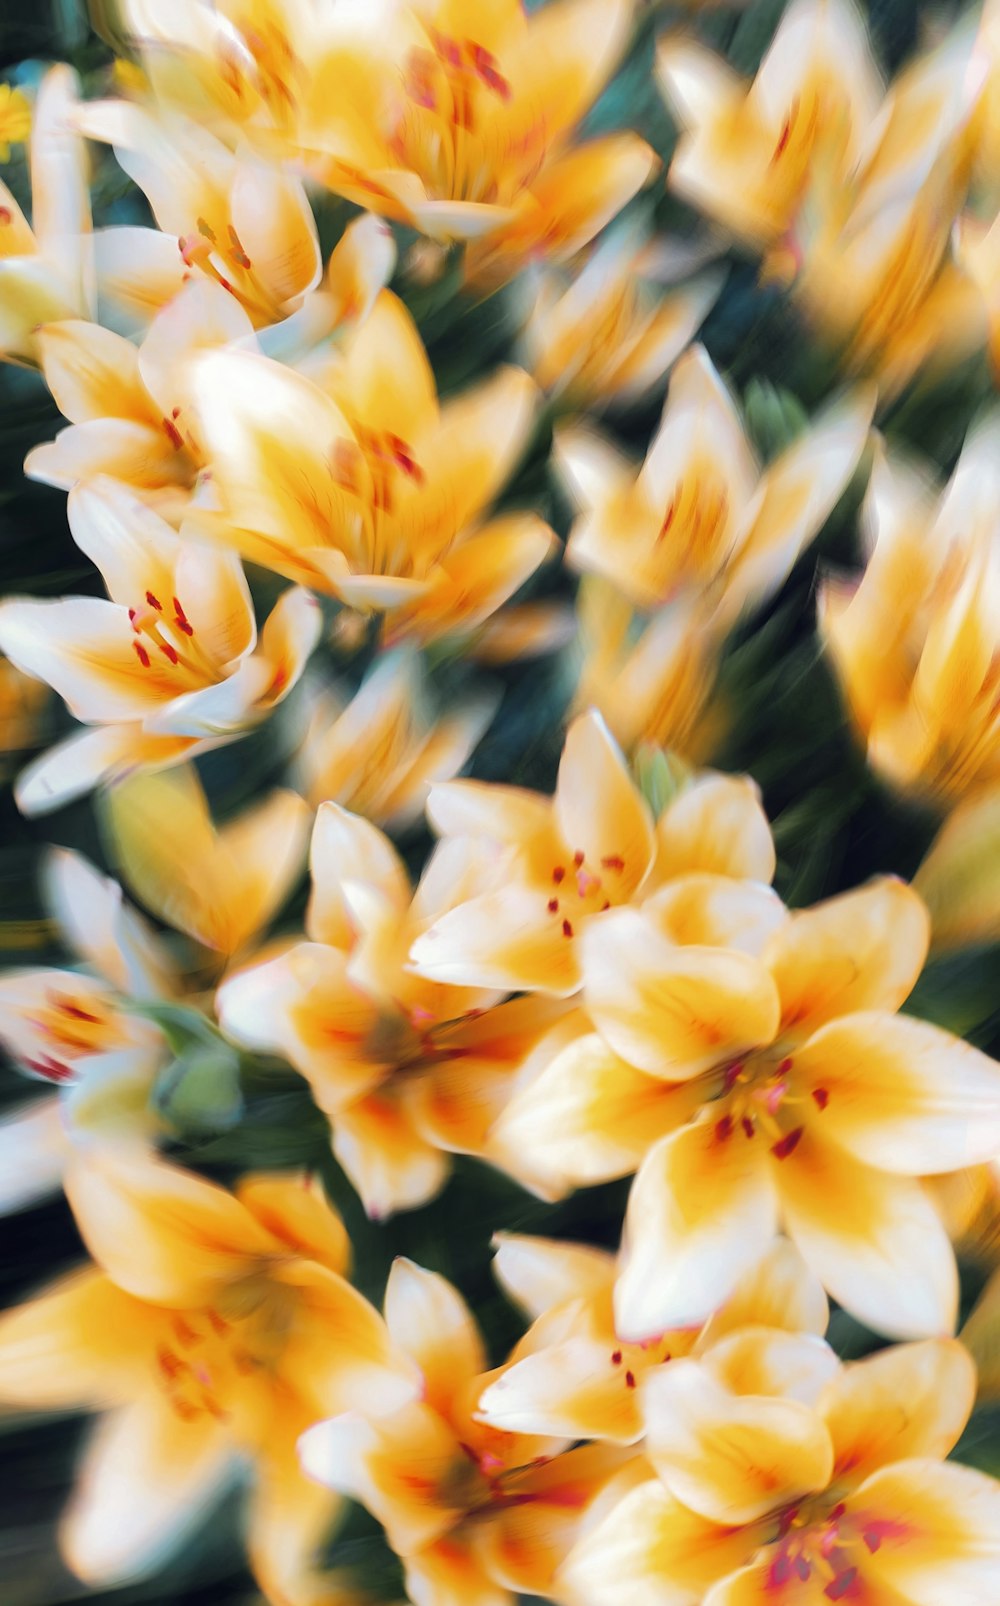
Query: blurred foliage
[[2, 0, 1000, 1602]]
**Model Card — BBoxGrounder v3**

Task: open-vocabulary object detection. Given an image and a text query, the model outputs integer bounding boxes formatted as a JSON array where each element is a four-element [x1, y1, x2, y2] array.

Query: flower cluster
[[3, 2, 1000, 1605]]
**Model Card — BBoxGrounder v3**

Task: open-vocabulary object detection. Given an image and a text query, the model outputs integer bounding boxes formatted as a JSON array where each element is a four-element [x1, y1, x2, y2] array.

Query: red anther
[[0, 207, 11, 225], [433, 29, 462, 66], [552, 866, 565, 884], [59, 1002, 100, 1022], [170, 408, 181, 420], [561, 918, 574, 938], [573, 850, 585, 868], [157, 1345, 184, 1380], [771, 1126, 804, 1160], [812, 1086, 830, 1110], [741, 1115, 755, 1139], [206, 1310, 229, 1335], [724, 1061, 744, 1090], [715, 1114, 734, 1142], [795, 1557, 811, 1582], [863, 1531, 881, 1553], [601, 855, 625, 871], [610, 1350, 622, 1365], [624, 1370, 636, 1389], [829, 1505, 846, 1521], [547, 898, 559, 913], [128, 607, 138, 628], [172, 1317, 199, 1346], [467, 41, 511, 99], [25, 1055, 73, 1082], [600, 900, 611, 910], [173, 597, 194, 635], [133, 641, 151, 667], [145, 590, 163, 610], [773, 116, 793, 161], [825, 1570, 859, 1602], [777, 1057, 794, 1075], [159, 642, 179, 664], [658, 501, 676, 539], [163, 417, 184, 450], [218, 277, 233, 292]]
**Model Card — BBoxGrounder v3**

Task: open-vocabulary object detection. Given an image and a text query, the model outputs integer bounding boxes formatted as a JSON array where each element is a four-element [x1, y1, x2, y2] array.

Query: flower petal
[[331, 1091, 450, 1219], [850, 1460, 1000, 1606], [643, 875, 787, 958], [615, 1117, 778, 1340], [385, 1258, 486, 1410], [699, 1239, 829, 1347], [555, 711, 655, 898], [654, 773, 776, 884], [477, 1335, 644, 1444], [818, 1338, 975, 1485], [491, 1233, 615, 1320]]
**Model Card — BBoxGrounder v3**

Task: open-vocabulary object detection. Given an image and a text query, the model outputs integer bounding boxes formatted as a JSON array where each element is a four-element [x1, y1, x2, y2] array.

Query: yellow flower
[[520, 225, 723, 409], [292, 649, 497, 828], [299, 0, 656, 282], [185, 289, 554, 641], [657, 0, 883, 250], [0, 67, 93, 362], [24, 278, 254, 518], [104, 764, 311, 961], [559, 1333, 1000, 1606], [0, 477, 320, 815], [409, 708, 776, 997], [217, 805, 566, 1217], [476, 1234, 827, 1446], [300, 1257, 633, 1605], [558, 345, 873, 624], [819, 421, 1000, 804], [0, 846, 174, 1214], [0, 1152, 418, 1604], [569, 876, 1000, 1342], [0, 654, 47, 753], [0, 83, 31, 162]]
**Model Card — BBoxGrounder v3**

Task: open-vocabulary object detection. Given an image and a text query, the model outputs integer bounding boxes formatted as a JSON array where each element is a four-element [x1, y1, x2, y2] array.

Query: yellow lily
[[297, 0, 656, 282], [558, 345, 873, 624], [914, 785, 1000, 951], [571, 578, 727, 762], [657, 0, 883, 250], [185, 289, 554, 640], [0, 82, 31, 161], [559, 1332, 1000, 1606], [819, 419, 1000, 804], [476, 1234, 827, 1446], [0, 1152, 418, 1604], [520, 226, 724, 409], [104, 764, 311, 961], [0, 476, 320, 814], [24, 277, 254, 519], [409, 708, 776, 997], [74, 94, 321, 328], [300, 1256, 635, 1606], [0, 846, 173, 1214], [292, 649, 497, 828], [217, 804, 566, 1217], [0, 66, 93, 362], [569, 875, 1000, 1342]]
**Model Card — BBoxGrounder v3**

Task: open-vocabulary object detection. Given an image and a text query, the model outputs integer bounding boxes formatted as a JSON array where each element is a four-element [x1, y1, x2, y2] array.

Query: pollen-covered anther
[[227, 224, 252, 269], [561, 918, 574, 938], [465, 40, 511, 100], [173, 596, 194, 636], [133, 641, 151, 667], [771, 1126, 804, 1160]]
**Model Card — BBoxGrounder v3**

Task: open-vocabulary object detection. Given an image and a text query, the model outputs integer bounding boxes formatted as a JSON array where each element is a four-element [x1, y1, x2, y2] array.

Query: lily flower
[[572, 875, 1000, 1342], [0, 66, 93, 362], [558, 346, 873, 626], [292, 649, 497, 828], [0, 847, 173, 1214], [217, 804, 566, 1217], [559, 1332, 1000, 1606], [0, 1151, 419, 1604], [409, 708, 777, 997], [185, 289, 554, 640], [74, 96, 321, 328], [296, 0, 656, 283], [0, 81, 31, 161], [476, 1234, 827, 1446], [520, 226, 724, 410], [0, 476, 320, 814], [24, 278, 254, 519], [300, 1256, 634, 1606], [819, 418, 1000, 804], [103, 764, 311, 961]]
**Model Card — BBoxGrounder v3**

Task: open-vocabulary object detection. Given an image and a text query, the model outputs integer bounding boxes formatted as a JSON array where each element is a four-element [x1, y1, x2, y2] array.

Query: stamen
[[561, 918, 574, 938], [771, 1126, 804, 1160], [133, 641, 151, 667], [624, 1370, 636, 1389], [547, 898, 559, 912], [610, 1350, 622, 1366], [552, 866, 565, 884], [572, 850, 585, 868], [145, 591, 162, 610], [812, 1087, 830, 1109], [601, 855, 625, 871], [195, 216, 217, 242], [825, 1570, 858, 1602], [715, 1114, 734, 1142], [741, 1115, 755, 1139]]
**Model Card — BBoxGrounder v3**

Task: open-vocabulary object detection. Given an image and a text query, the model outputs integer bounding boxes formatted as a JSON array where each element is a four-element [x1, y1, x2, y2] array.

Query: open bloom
[[185, 288, 554, 639], [300, 1256, 632, 1606], [409, 709, 776, 997], [0, 1153, 418, 1604], [476, 1233, 827, 1446], [24, 278, 253, 518], [0, 847, 172, 1214], [657, 0, 882, 250], [0, 476, 319, 814], [574, 876, 1000, 1342], [292, 648, 497, 827], [558, 345, 872, 625], [0, 66, 92, 361], [820, 416, 1000, 804], [217, 804, 565, 1217], [298, 0, 655, 283], [559, 1332, 1000, 1606], [520, 226, 723, 409]]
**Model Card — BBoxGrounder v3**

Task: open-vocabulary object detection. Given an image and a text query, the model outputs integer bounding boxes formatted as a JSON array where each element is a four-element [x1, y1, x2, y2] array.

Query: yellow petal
[[615, 1116, 778, 1340], [644, 875, 787, 957], [915, 784, 1000, 949], [410, 884, 584, 996], [306, 802, 410, 948], [235, 1172, 351, 1278], [329, 288, 438, 442], [642, 1356, 834, 1524], [848, 1460, 1000, 1606], [654, 773, 776, 883], [554, 711, 656, 900], [491, 1232, 615, 1320], [0, 1267, 154, 1410], [229, 155, 322, 311], [764, 877, 930, 1039], [35, 320, 152, 425], [247, 1406, 341, 1606], [331, 1090, 450, 1219], [477, 1334, 644, 1444], [701, 1329, 838, 1406], [818, 1338, 975, 1485], [700, 1238, 829, 1347], [581, 909, 780, 1079], [384, 1258, 486, 1413]]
